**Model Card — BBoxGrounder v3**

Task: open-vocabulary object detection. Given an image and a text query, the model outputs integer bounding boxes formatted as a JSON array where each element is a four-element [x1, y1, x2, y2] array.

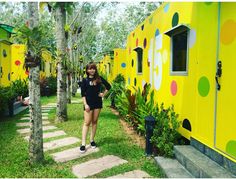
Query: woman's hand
[[84, 104, 90, 112], [99, 90, 108, 98], [98, 93, 105, 98]]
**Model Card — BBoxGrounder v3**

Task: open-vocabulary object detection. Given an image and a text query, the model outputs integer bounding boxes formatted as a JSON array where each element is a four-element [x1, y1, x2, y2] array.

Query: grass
[[0, 94, 163, 178]]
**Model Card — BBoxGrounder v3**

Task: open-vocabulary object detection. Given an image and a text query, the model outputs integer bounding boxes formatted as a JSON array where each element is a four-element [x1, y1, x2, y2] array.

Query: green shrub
[[46, 76, 57, 95], [40, 75, 57, 96], [151, 104, 181, 158], [11, 79, 29, 98], [106, 74, 125, 108], [115, 82, 181, 157], [0, 85, 17, 115]]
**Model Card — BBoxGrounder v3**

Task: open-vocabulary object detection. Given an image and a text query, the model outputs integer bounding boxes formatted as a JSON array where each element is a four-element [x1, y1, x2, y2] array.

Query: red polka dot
[[171, 80, 177, 96], [136, 38, 139, 47], [143, 38, 147, 48], [15, 60, 21, 66], [14, 45, 20, 49], [25, 70, 29, 76]]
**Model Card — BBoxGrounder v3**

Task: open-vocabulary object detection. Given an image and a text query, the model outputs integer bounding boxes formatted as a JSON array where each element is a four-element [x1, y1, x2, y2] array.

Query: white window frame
[[170, 30, 189, 76]]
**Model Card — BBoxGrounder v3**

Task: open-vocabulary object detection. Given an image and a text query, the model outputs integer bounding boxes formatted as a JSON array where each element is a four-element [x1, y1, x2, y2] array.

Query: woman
[[80, 62, 111, 153]]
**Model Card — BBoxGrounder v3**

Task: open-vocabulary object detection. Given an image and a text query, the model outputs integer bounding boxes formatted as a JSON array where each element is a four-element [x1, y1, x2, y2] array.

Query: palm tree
[[53, 2, 68, 122], [27, 2, 44, 163]]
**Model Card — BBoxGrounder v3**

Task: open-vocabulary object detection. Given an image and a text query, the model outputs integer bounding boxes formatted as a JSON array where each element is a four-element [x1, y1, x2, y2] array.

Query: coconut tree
[[48, 2, 74, 122], [27, 2, 43, 163]]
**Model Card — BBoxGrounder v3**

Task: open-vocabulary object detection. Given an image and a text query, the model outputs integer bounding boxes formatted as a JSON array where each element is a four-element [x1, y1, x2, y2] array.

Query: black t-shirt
[[81, 76, 111, 106]]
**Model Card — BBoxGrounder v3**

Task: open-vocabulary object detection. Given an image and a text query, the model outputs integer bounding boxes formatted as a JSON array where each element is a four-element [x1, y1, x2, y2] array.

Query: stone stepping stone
[[107, 170, 151, 178], [16, 121, 50, 127], [44, 137, 80, 151], [24, 130, 67, 141], [23, 113, 48, 117], [71, 100, 82, 104], [41, 107, 55, 110], [47, 103, 57, 106], [42, 105, 56, 108], [72, 155, 128, 178], [41, 110, 51, 112], [17, 125, 57, 134], [51, 145, 99, 163], [20, 116, 48, 121]]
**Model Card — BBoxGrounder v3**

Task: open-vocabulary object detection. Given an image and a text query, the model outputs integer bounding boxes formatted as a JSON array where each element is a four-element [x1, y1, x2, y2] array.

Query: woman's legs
[[90, 108, 101, 142], [82, 110, 93, 146]]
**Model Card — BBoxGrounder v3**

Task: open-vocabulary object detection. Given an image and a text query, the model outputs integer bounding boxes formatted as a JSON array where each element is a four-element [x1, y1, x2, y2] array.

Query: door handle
[[215, 61, 222, 90]]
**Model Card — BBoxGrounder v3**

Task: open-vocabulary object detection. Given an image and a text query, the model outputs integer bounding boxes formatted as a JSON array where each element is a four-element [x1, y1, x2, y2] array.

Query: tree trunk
[[55, 3, 67, 122], [28, 2, 44, 163], [67, 31, 72, 103]]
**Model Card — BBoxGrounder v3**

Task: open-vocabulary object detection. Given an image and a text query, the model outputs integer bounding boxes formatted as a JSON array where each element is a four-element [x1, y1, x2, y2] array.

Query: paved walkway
[[16, 101, 151, 178]]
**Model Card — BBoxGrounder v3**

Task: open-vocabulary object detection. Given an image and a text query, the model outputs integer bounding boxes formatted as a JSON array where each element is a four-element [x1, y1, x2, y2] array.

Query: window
[[172, 30, 187, 72], [165, 24, 189, 75], [134, 47, 143, 74]]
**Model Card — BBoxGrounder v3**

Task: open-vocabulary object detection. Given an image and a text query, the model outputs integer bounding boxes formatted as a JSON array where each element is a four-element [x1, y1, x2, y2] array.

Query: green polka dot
[[226, 140, 236, 158], [149, 17, 153, 24], [198, 76, 210, 97], [205, 2, 213, 5], [172, 12, 179, 27]]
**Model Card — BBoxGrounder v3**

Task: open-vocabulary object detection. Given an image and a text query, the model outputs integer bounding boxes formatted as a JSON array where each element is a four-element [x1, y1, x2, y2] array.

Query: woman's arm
[[82, 96, 90, 112], [81, 78, 90, 112], [99, 77, 111, 98]]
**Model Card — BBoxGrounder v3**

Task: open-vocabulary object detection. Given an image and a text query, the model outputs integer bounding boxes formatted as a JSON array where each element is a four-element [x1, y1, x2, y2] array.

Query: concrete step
[[13, 101, 22, 110], [155, 156, 193, 178], [174, 145, 235, 178], [16, 120, 50, 127], [13, 106, 28, 115], [43, 137, 80, 151], [17, 125, 57, 134], [72, 155, 128, 177], [19, 116, 48, 121], [51, 145, 99, 163], [107, 170, 151, 178], [24, 130, 67, 141]]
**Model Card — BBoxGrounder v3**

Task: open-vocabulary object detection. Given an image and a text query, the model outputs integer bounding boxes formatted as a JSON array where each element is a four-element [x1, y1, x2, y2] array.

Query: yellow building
[[11, 44, 28, 81], [113, 48, 127, 81], [0, 24, 14, 86], [98, 53, 113, 82], [0, 40, 12, 86], [108, 2, 236, 171]]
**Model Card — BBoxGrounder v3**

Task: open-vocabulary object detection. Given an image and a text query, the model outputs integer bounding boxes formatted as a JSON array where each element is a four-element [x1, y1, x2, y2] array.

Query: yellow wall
[[108, 2, 236, 162], [98, 54, 113, 82], [0, 42, 11, 86], [1, 44, 55, 86], [11, 44, 28, 81], [113, 48, 127, 81]]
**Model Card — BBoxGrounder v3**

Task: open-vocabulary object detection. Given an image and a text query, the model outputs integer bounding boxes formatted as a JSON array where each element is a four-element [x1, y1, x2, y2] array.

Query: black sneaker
[[90, 141, 96, 149], [80, 145, 86, 153]]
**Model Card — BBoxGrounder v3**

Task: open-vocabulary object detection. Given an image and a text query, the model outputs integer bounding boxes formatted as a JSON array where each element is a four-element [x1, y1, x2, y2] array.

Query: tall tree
[[27, 2, 44, 163], [53, 3, 68, 122]]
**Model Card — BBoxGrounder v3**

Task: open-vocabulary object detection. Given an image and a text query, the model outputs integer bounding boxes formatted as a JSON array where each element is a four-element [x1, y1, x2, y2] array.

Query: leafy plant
[[151, 104, 181, 158], [105, 74, 125, 108], [115, 82, 181, 157], [13, 25, 51, 58], [0, 85, 18, 115], [11, 79, 29, 98], [40, 75, 57, 96]]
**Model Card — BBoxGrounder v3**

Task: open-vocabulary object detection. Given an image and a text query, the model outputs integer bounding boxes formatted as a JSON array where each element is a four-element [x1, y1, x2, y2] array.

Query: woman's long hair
[[85, 62, 101, 84]]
